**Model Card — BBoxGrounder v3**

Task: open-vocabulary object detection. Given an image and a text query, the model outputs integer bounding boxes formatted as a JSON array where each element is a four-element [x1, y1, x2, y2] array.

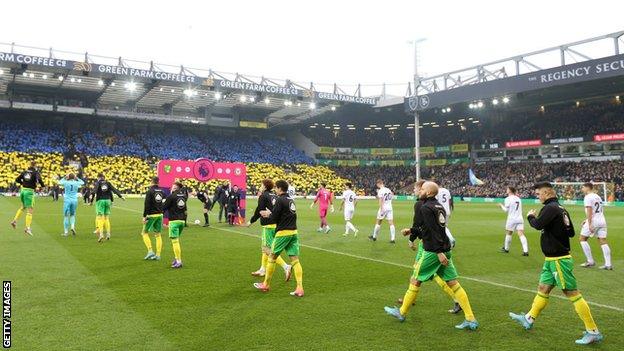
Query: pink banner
[[594, 133, 624, 142], [157, 158, 247, 224], [505, 139, 542, 148]]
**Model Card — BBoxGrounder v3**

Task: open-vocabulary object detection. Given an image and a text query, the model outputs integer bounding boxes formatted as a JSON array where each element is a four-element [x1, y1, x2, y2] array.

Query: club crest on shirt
[[24, 173, 32, 180], [438, 211, 446, 226], [101, 184, 108, 191], [177, 199, 186, 208], [155, 193, 163, 202]]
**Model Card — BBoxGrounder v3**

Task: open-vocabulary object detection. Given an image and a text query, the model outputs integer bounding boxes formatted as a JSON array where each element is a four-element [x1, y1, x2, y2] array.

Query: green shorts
[[261, 226, 276, 248], [271, 233, 300, 257], [415, 241, 424, 261], [169, 220, 185, 239], [143, 215, 163, 234], [412, 250, 458, 282], [539, 256, 577, 290], [20, 188, 35, 208], [96, 199, 112, 216]]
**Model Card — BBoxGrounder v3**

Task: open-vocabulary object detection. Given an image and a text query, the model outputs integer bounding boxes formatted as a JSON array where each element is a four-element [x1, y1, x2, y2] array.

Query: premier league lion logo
[[192, 158, 215, 182]]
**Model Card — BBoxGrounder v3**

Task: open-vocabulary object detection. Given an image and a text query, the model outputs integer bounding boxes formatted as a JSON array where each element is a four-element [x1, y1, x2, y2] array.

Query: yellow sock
[[96, 217, 104, 234], [25, 213, 33, 228], [452, 283, 475, 321], [528, 292, 549, 319], [399, 284, 420, 316], [263, 258, 276, 287], [291, 259, 303, 289], [261, 253, 268, 269], [171, 238, 181, 261], [571, 295, 598, 331], [104, 218, 111, 234], [433, 275, 456, 301], [13, 208, 23, 221], [141, 233, 153, 251], [155, 234, 162, 256], [276, 255, 288, 269]]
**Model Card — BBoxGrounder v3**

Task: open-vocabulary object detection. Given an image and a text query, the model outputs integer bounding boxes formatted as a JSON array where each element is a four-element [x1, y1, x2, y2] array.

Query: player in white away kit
[[498, 186, 529, 256], [340, 182, 359, 236], [369, 179, 396, 243], [579, 182, 612, 270], [435, 184, 456, 247]]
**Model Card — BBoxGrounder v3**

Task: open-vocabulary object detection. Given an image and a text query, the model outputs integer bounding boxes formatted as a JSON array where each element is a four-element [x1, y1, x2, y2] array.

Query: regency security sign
[[405, 53, 624, 112]]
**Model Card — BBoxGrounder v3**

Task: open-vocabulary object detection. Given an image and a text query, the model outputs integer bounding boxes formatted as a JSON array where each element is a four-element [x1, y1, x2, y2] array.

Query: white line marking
[[115, 205, 623, 313]]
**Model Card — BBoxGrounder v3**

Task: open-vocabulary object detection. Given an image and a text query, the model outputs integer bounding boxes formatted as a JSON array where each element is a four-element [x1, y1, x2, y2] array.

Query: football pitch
[[0, 196, 622, 350]]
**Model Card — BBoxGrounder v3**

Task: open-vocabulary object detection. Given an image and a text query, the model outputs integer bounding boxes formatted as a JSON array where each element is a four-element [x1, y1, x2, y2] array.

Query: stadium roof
[[0, 42, 381, 127]]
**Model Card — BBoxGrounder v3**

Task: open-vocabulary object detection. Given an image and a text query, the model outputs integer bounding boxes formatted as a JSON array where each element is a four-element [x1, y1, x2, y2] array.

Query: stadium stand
[[303, 102, 624, 147]]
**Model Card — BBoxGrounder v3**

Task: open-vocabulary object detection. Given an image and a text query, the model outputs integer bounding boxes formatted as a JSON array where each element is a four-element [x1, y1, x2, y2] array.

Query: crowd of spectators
[[303, 102, 624, 148]]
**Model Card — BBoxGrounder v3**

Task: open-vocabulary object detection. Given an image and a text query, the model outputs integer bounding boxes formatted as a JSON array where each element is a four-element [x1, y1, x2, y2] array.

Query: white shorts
[[344, 209, 354, 221], [580, 222, 607, 238], [376, 209, 393, 221], [505, 221, 524, 232]]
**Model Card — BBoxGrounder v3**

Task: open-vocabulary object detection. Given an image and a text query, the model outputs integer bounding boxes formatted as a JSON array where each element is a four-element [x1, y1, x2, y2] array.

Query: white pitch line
[[115, 205, 623, 313]]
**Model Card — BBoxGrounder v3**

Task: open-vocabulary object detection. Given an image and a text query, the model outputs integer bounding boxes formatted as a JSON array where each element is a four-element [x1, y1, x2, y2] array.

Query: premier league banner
[[405, 53, 624, 112]]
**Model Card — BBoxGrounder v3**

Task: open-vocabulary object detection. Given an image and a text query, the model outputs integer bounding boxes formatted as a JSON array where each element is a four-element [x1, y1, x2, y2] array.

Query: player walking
[[385, 181, 478, 330], [435, 184, 456, 247], [10, 161, 45, 236], [509, 182, 603, 345], [90, 173, 124, 242], [59, 173, 85, 237], [400, 180, 462, 314], [499, 186, 529, 255], [247, 179, 292, 279], [255, 180, 304, 297], [369, 179, 396, 243], [162, 181, 187, 268], [339, 182, 358, 236], [141, 177, 165, 261], [578, 182, 612, 270], [311, 182, 333, 233]]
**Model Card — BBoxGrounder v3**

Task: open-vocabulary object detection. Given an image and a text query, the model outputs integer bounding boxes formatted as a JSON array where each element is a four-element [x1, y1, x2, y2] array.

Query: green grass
[[1, 196, 622, 350]]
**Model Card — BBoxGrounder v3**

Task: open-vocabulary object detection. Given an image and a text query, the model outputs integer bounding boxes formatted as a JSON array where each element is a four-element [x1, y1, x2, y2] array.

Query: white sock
[[504, 234, 512, 250], [373, 224, 381, 238], [601, 244, 611, 267], [519, 235, 528, 253], [345, 223, 350, 234], [580, 241, 594, 264], [390, 225, 396, 241], [349, 222, 357, 232]]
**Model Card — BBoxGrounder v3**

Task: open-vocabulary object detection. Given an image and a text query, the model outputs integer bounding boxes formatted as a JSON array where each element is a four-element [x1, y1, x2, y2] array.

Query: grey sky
[[1, 0, 622, 96]]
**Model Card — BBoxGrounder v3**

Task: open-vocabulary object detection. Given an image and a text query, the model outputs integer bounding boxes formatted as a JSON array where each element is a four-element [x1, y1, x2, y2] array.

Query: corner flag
[[468, 168, 484, 186]]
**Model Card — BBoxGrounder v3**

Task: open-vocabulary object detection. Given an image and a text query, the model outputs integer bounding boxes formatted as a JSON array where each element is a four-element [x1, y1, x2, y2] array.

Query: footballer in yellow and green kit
[[11, 164, 45, 235], [141, 177, 165, 261], [249, 181, 291, 278], [162, 182, 188, 268]]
